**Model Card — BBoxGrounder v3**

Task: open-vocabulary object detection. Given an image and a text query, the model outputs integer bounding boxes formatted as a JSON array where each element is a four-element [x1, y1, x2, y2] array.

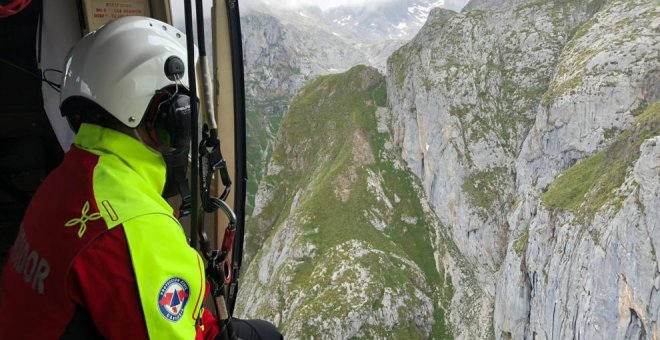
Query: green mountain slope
[[246, 97, 287, 214], [542, 102, 660, 221], [236, 65, 457, 338]]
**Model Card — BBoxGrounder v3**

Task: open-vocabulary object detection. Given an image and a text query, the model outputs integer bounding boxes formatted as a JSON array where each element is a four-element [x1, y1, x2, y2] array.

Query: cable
[[37, 0, 43, 66], [0, 58, 62, 92], [0, 0, 33, 18], [0, 58, 39, 79], [42, 68, 62, 92], [195, 0, 217, 130]]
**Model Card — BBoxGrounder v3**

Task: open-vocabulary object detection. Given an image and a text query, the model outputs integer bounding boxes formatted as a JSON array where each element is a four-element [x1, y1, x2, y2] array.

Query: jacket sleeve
[[68, 224, 149, 339], [70, 213, 209, 339]]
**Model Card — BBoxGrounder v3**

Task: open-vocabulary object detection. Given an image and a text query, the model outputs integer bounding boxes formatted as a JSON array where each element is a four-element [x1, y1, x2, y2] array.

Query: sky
[[239, 0, 469, 12], [172, 0, 398, 14]]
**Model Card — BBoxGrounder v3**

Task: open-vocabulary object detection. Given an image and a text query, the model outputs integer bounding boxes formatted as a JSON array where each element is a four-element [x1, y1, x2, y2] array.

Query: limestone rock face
[[238, 0, 658, 337], [496, 0, 659, 337], [242, 12, 365, 100], [241, 12, 366, 213], [516, 0, 659, 195], [387, 0, 659, 338], [241, 4, 444, 213], [236, 66, 457, 339]]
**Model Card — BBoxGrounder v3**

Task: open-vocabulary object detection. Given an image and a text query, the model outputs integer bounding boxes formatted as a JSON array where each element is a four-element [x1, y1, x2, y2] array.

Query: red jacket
[[0, 124, 218, 339]]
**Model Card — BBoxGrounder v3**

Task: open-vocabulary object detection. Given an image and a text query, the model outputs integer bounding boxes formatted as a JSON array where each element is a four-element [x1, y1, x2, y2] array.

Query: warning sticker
[[86, 0, 151, 31]]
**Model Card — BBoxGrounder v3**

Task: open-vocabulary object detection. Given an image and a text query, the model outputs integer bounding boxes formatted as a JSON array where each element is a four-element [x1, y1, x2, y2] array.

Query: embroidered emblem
[[64, 201, 102, 238], [158, 277, 190, 322]]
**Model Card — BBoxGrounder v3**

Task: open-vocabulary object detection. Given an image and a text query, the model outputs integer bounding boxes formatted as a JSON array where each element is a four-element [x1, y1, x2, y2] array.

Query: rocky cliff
[[387, 0, 659, 338], [235, 66, 467, 338], [241, 1, 451, 213], [242, 12, 366, 212]]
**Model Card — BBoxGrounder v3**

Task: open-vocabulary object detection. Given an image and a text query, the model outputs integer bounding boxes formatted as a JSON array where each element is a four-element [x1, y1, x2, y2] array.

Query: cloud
[[241, 0, 404, 11], [443, 0, 469, 12], [170, 0, 470, 20], [239, 0, 471, 13]]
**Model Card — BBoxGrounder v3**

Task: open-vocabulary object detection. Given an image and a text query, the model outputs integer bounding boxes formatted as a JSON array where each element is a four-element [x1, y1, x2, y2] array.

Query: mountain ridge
[[238, 0, 659, 337], [241, 2, 449, 213], [387, 0, 659, 337], [236, 65, 459, 338]]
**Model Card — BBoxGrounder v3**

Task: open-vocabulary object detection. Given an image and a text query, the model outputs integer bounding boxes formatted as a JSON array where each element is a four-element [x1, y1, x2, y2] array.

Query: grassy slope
[[246, 65, 453, 338], [542, 102, 660, 221], [246, 97, 288, 214]]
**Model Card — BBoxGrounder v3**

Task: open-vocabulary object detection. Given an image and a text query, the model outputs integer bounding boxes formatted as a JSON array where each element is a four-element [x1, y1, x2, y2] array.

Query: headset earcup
[[159, 94, 192, 149]]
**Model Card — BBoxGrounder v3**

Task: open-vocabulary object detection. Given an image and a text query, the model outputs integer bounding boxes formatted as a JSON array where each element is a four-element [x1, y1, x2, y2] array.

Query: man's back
[[0, 124, 205, 339]]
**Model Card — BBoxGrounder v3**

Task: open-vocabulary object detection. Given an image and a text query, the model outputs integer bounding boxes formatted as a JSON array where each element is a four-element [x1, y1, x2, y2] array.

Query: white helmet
[[60, 16, 197, 128]]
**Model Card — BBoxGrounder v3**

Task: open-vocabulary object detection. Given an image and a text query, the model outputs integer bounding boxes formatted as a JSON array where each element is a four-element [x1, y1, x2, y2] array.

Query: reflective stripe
[[123, 215, 203, 339], [74, 124, 204, 338]]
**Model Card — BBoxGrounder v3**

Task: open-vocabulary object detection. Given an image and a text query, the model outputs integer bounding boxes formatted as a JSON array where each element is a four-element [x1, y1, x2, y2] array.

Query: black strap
[[225, 0, 247, 316], [187, 1, 237, 338], [183, 0, 200, 249], [162, 146, 192, 218], [232, 319, 283, 340]]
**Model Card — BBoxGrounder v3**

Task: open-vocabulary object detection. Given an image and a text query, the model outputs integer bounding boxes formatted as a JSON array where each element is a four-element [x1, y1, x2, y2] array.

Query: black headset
[[146, 56, 192, 150], [150, 56, 193, 209], [146, 92, 191, 150]]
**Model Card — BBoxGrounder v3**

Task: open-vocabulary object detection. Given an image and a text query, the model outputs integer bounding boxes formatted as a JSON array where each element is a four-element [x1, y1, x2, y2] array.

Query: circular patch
[[157, 277, 190, 322]]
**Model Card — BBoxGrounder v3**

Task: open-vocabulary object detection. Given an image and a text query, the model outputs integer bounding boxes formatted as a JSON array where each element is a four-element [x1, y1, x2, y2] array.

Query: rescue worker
[[0, 16, 280, 339]]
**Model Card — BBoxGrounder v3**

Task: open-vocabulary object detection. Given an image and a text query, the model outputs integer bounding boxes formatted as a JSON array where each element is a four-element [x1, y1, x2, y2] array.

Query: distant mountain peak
[[245, 0, 446, 45]]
